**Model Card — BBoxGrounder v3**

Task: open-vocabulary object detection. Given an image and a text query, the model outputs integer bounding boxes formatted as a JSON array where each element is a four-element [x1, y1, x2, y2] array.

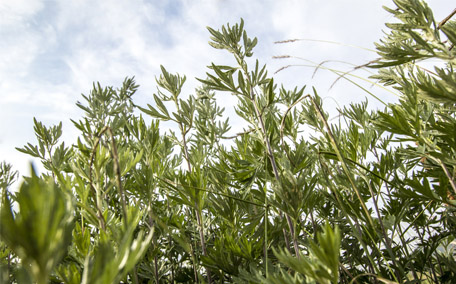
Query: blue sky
[[0, 0, 453, 188]]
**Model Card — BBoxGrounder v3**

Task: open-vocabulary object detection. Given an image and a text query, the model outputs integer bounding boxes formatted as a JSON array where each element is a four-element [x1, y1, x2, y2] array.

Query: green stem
[[106, 127, 129, 230], [248, 83, 300, 257], [90, 126, 128, 229], [319, 157, 380, 276], [264, 199, 269, 277], [196, 207, 212, 283], [363, 176, 403, 280], [308, 95, 375, 229], [173, 96, 212, 284]]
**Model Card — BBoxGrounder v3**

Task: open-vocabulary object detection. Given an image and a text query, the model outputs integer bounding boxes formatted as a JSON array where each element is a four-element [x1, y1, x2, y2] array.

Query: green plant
[[0, 0, 455, 283], [1, 166, 74, 284]]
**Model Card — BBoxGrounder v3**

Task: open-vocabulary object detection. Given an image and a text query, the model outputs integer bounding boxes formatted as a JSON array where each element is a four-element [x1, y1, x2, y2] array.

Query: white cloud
[[0, 0, 44, 26], [1, 0, 455, 190]]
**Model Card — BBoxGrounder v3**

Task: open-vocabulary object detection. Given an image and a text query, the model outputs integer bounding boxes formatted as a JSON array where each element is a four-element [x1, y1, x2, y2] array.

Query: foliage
[[1, 166, 73, 284], [1, 0, 456, 283]]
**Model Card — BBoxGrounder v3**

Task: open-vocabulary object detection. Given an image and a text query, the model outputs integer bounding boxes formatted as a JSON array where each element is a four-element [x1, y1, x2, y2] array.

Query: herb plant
[[1, 0, 455, 283]]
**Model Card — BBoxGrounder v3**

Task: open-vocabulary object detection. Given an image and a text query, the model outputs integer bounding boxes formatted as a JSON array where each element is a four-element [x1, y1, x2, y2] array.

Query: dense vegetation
[[1, 0, 456, 283]]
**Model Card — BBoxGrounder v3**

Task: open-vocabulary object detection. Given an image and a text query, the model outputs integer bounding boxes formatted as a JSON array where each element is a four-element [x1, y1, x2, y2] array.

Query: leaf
[[15, 143, 41, 158], [138, 104, 170, 120], [153, 94, 170, 118], [81, 208, 153, 284], [0, 164, 74, 283], [441, 21, 456, 46], [273, 222, 340, 284]]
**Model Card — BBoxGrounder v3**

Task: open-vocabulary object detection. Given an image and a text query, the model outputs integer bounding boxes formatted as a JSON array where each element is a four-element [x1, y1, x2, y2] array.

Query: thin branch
[[272, 59, 396, 104], [157, 175, 266, 207], [279, 94, 311, 165], [105, 127, 129, 229], [437, 158, 456, 196], [274, 38, 376, 53], [248, 81, 301, 258], [438, 8, 456, 29], [221, 128, 256, 139], [309, 95, 376, 230], [89, 130, 107, 231], [89, 126, 129, 230]]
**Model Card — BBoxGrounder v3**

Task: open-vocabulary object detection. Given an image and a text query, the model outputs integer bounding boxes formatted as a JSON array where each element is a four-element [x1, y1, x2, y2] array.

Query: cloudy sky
[[0, 0, 453, 187]]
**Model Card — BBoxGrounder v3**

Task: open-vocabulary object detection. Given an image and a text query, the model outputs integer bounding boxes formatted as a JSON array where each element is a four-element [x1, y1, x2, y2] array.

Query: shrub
[[1, 0, 455, 283]]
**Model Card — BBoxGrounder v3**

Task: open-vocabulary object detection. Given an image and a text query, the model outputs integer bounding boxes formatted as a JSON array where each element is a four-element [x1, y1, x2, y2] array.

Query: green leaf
[[441, 21, 456, 46], [138, 104, 170, 120], [153, 93, 170, 118], [16, 143, 41, 158], [81, 208, 153, 284], [0, 164, 74, 284]]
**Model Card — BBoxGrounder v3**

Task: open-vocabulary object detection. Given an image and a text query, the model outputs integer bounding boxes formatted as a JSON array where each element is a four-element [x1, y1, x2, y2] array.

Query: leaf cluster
[[1, 1, 456, 283]]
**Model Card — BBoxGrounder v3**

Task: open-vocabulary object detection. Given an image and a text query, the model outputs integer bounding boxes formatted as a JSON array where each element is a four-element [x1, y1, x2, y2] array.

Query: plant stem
[[174, 97, 212, 284], [106, 127, 128, 230], [196, 207, 212, 283], [89, 136, 107, 231], [437, 158, 456, 196], [364, 177, 402, 280], [319, 157, 380, 276], [264, 200, 269, 277], [190, 241, 199, 283], [154, 255, 159, 284], [309, 96, 374, 229], [286, 215, 300, 259], [438, 8, 456, 29], [248, 84, 300, 257], [148, 211, 160, 284]]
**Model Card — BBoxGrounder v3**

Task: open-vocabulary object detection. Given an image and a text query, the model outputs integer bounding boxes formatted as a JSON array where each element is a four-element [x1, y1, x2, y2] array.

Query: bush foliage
[[1, 0, 456, 283]]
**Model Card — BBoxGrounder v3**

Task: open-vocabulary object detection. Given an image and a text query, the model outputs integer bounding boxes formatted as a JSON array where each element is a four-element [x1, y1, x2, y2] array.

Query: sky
[[0, 0, 454, 189]]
